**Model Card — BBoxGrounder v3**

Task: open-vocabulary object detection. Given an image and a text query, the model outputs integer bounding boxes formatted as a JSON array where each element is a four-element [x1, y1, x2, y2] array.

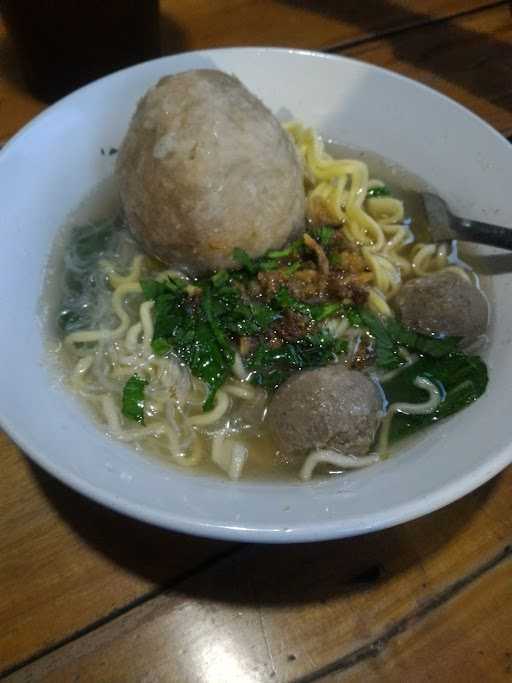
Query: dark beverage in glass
[[0, 0, 161, 102]]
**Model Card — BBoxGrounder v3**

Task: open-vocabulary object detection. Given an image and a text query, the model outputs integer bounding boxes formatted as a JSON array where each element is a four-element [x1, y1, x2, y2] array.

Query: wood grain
[[340, 3, 512, 138], [0, 436, 233, 675], [327, 555, 512, 682], [158, 0, 504, 52], [5, 469, 511, 682]]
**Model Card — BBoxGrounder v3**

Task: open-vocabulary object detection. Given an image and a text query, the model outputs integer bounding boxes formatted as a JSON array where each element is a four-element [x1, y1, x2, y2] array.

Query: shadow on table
[[171, 477, 499, 607], [28, 460, 231, 586], [30, 458, 498, 607]]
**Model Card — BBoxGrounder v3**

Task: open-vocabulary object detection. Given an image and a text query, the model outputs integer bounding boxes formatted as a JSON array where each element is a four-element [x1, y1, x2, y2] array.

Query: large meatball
[[116, 69, 305, 272], [265, 366, 382, 458], [395, 271, 488, 342]]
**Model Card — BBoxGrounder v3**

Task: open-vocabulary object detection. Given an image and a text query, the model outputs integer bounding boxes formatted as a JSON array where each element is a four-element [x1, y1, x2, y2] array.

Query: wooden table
[[1, 2, 512, 681]]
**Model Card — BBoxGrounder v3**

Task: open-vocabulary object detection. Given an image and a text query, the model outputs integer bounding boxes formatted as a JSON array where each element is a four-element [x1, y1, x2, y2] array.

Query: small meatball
[[265, 366, 382, 458], [117, 69, 305, 273], [395, 271, 488, 342]]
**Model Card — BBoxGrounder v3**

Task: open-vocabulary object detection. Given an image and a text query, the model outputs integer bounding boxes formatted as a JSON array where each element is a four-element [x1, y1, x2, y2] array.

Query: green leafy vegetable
[[151, 337, 172, 356], [274, 286, 342, 322], [201, 285, 233, 352], [359, 309, 461, 369], [144, 282, 233, 410], [141, 276, 278, 409], [232, 247, 280, 274], [181, 312, 234, 411], [163, 303, 231, 411], [211, 269, 230, 287], [204, 281, 278, 337], [71, 219, 117, 264], [282, 262, 302, 276], [58, 309, 86, 334], [232, 247, 259, 274], [266, 246, 296, 259], [308, 225, 335, 248], [383, 317, 460, 358], [310, 302, 344, 322], [140, 267, 351, 405], [150, 288, 186, 345], [232, 241, 304, 277], [359, 309, 401, 368], [122, 374, 148, 424], [345, 307, 488, 442], [383, 353, 488, 442], [265, 239, 304, 261], [273, 287, 310, 318], [366, 185, 391, 198], [246, 332, 347, 390], [328, 251, 343, 268], [58, 219, 119, 334], [140, 278, 175, 301], [343, 305, 363, 327]]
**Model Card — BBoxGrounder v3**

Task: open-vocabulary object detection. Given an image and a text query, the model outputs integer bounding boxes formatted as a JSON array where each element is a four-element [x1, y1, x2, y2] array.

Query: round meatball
[[265, 366, 382, 458], [395, 271, 488, 342], [116, 69, 305, 272]]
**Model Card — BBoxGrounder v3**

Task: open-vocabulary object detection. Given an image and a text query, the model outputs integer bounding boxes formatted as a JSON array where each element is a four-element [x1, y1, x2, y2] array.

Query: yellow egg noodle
[[64, 261, 259, 478], [285, 122, 462, 315], [62, 122, 463, 480]]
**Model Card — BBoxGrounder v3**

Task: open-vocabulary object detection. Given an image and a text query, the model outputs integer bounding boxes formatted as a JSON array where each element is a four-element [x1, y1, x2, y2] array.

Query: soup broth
[[47, 133, 489, 482]]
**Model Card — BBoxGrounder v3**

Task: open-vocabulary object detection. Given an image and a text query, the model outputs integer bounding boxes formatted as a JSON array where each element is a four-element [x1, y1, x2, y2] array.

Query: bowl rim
[[4, 45, 508, 159], [4, 406, 511, 543], [1, 46, 511, 543]]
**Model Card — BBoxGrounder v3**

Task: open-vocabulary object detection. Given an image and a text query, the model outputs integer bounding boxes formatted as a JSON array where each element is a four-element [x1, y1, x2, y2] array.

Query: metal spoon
[[422, 192, 512, 250]]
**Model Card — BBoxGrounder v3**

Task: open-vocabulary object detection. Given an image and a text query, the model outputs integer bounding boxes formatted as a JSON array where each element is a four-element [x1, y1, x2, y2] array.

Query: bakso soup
[[51, 70, 489, 482]]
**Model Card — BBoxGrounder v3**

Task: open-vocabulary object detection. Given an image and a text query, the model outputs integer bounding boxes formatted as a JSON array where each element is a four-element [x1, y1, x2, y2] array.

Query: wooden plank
[[326, 555, 512, 682], [0, 1, 504, 142], [0, 435, 233, 675], [159, 0, 503, 52], [6, 468, 512, 682], [340, 3, 512, 138]]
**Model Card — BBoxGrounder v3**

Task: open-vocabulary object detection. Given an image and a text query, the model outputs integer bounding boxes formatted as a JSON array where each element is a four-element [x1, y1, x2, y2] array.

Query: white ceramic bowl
[[1, 48, 511, 542]]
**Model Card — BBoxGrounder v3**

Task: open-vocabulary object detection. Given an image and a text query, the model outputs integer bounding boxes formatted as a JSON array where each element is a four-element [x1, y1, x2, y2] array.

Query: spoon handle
[[453, 217, 512, 251]]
